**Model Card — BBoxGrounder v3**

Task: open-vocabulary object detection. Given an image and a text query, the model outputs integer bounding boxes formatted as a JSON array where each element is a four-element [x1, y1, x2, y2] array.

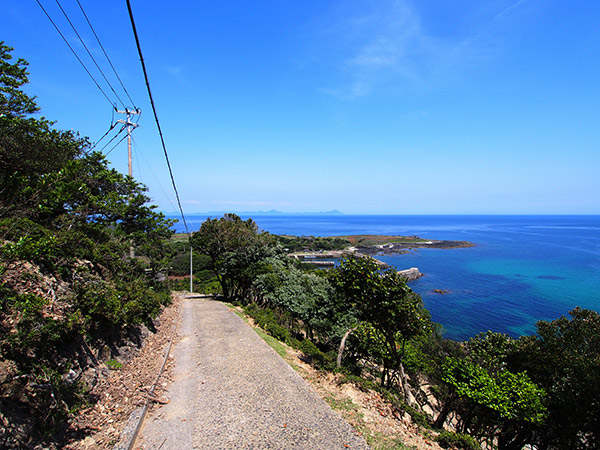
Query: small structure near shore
[[289, 252, 423, 282], [289, 251, 389, 269], [398, 267, 423, 281]]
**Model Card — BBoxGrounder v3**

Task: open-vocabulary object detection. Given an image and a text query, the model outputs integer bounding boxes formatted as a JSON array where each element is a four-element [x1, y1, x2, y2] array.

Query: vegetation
[[3, 41, 598, 450], [435, 431, 481, 450], [0, 42, 174, 448], [274, 235, 350, 252], [189, 210, 600, 450]]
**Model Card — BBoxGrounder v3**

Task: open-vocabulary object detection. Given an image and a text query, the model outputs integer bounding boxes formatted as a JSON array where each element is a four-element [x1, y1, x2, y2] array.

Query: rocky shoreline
[[289, 237, 473, 278], [355, 239, 474, 256]]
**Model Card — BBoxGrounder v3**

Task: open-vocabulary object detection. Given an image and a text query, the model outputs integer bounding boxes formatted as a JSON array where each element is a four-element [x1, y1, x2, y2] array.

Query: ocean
[[169, 214, 600, 341]]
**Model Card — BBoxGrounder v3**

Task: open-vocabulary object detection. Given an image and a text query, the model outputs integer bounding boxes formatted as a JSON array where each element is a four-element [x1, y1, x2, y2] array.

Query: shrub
[[264, 321, 291, 343], [298, 339, 324, 365], [105, 359, 123, 370], [435, 431, 480, 450]]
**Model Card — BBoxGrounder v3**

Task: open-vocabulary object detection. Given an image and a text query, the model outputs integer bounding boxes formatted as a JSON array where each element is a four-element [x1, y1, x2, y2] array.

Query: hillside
[[0, 42, 175, 449]]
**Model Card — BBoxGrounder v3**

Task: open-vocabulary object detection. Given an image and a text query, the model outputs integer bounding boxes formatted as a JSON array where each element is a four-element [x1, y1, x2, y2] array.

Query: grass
[[229, 304, 301, 370], [253, 327, 289, 359]]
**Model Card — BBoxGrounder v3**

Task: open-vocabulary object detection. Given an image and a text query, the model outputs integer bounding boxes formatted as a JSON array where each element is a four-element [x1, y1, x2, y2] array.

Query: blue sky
[[3, 1, 599, 214]]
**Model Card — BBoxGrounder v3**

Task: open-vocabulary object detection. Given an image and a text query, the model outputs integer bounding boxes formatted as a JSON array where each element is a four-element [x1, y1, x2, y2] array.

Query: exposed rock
[[398, 267, 423, 281]]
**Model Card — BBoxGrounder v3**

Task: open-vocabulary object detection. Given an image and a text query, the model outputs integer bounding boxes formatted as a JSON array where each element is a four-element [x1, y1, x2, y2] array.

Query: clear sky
[[3, 1, 599, 215]]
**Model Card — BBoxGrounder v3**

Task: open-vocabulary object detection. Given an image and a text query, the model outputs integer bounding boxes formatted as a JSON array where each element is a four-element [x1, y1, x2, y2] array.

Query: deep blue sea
[[170, 215, 600, 341]]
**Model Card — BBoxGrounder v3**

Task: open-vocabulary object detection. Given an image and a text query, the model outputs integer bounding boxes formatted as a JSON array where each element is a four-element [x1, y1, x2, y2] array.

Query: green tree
[[0, 43, 87, 220], [333, 255, 431, 392], [0, 43, 175, 447], [189, 214, 274, 300], [515, 307, 600, 449], [466, 331, 519, 374], [254, 260, 352, 344], [0, 41, 38, 118], [439, 357, 546, 450]]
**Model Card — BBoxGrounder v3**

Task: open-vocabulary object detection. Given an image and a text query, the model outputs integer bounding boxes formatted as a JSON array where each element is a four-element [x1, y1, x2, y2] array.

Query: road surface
[[136, 295, 370, 450]]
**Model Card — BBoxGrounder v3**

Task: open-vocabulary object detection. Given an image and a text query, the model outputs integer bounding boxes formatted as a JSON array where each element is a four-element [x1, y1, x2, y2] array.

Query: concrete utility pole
[[116, 108, 141, 177], [190, 246, 193, 293], [116, 108, 141, 258]]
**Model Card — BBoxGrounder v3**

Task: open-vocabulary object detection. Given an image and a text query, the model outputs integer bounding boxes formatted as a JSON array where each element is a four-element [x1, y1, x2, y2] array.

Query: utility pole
[[189, 246, 193, 294], [116, 108, 141, 258], [116, 108, 141, 177]]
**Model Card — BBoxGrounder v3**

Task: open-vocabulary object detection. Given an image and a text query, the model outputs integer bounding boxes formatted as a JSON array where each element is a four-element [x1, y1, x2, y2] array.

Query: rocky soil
[[64, 294, 182, 449]]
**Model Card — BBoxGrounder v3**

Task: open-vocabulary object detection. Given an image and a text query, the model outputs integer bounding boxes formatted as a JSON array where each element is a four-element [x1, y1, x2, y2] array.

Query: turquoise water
[[171, 215, 600, 340]]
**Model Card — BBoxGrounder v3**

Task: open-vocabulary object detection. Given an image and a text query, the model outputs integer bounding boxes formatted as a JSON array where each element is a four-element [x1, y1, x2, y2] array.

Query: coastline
[[171, 215, 600, 341], [286, 234, 472, 281]]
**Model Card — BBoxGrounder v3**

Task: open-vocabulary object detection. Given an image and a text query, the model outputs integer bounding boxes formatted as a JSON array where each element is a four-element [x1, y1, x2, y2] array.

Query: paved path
[[136, 296, 370, 450]]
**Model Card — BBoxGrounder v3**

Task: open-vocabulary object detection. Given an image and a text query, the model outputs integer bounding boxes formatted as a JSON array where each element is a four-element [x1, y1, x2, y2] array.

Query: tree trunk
[[498, 423, 528, 450], [215, 272, 228, 299], [336, 327, 357, 367], [397, 361, 414, 405], [381, 364, 388, 387], [434, 397, 454, 429]]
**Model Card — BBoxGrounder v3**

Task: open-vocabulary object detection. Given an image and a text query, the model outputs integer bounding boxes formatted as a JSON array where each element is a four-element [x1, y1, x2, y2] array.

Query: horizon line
[[161, 210, 600, 217]]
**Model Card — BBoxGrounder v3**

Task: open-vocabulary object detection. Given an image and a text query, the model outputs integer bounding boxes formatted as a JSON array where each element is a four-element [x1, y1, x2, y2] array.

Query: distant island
[[277, 234, 475, 255], [168, 209, 345, 216], [345, 234, 475, 255]]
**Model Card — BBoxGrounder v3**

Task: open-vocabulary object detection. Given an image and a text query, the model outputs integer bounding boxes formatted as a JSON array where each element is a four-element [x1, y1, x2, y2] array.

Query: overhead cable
[[53, 0, 127, 110], [75, 0, 138, 109], [87, 121, 118, 153], [34, 0, 116, 109], [98, 124, 127, 153], [125, 0, 189, 234], [105, 133, 128, 157], [132, 136, 179, 212]]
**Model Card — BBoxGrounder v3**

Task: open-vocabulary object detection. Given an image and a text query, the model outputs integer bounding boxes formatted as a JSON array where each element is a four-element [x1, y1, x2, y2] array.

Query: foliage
[[105, 359, 123, 370], [190, 214, 275, 300], [439, 356, 546, 450], [254, 258, 354, 344], [514, 307, 600, 449], [332, 255, 431, 386], [441, 357, 546, 424], [169, 245, 212, 276], [275, 235, 350, 252], [0, 41, 38, 118], [435, 431, 481, 450], [0, 42, 175, 447], [243, 303, 291, 344], [466, 331, 518, 374]]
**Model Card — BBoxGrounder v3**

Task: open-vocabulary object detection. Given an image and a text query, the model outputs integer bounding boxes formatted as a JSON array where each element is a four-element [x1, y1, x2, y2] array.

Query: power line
[[34, 0, 116, 109], [132, 136, 179, 212], [125, 0, 189, 234], [98, 124, 127, 153], [53, 0, 127, 110], [105, 132, 128, 157], [75, 0, 138, 109], [87, 121, 118, 153]]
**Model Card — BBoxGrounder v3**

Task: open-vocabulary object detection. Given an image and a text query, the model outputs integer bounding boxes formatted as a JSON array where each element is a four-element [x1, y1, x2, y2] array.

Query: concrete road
[[136, 296, 370, 450]]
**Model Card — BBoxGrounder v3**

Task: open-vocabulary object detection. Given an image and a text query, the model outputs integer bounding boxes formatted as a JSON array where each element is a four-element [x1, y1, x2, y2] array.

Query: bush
[[298, 339, 324, 365], [263, 321, 291, 343], [243, 303, 294, 344], [296, 339, 336, 369], [435, 431, 480, 450]]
